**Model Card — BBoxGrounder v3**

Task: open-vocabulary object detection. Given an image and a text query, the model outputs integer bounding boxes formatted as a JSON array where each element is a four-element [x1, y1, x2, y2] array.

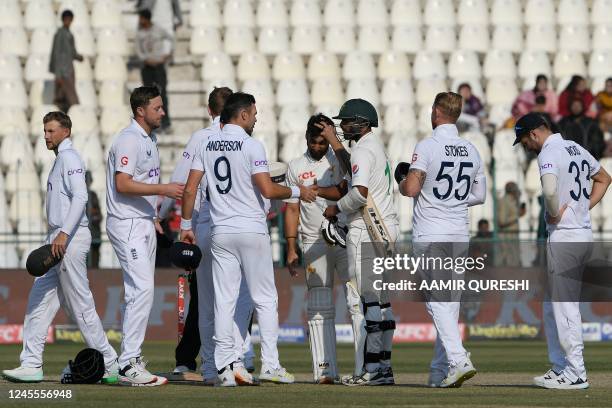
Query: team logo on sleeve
[[541, 163, 553, 170], [254, 160, 268, 166], [120, 156, 129, 166], [352, 164, 359, 175], [182, 151, 191, 159], [67, 168, 83, 176], [412, 153, 418, 163]]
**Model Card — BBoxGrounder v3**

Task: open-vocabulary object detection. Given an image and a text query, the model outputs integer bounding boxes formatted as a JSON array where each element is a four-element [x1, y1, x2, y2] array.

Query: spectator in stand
[[559, 75, 594, 119], [595, 78, 612, 134], [457, 83, 485, 132], [49, 10, 83, 113], [136, 0, 182, 37], [512, 74, 558, 121], [496, 182, 525, 267], [135, 9, 173, 132], [531, 95, 560, 134], [475, 219, 493, 239], [559, 98, 605, 160]]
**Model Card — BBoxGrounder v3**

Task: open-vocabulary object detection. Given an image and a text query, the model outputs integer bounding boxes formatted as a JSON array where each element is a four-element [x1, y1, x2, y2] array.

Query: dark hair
[[138, 9, 152, 20], [208, 87, 233, 117], [477, 219, 489, 228], [130, 86, 161, 116], [220, 92, 256, 124], [457, 83, 471, 92], [606, 77, 612, 84], [533, 74, 548, 92], [306, 113, 334, 138], [61, 9, 74, 20], [564, 75, 585, 93], [535, 95, 546, 105], [43, 111, 72, 130]]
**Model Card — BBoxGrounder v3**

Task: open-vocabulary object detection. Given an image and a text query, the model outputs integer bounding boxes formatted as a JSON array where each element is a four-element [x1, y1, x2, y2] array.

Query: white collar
[[542, 133, 563, 151], [57, 138, 72, 152], [432, 124, 459, 139]]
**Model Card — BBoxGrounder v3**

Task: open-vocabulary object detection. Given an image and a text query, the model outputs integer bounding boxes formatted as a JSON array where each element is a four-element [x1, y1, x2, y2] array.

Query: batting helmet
[[60, 348, 105, 384], [26, 245, 61, 277], [333, 99, 379, 128], [170, 242, 202, 270]]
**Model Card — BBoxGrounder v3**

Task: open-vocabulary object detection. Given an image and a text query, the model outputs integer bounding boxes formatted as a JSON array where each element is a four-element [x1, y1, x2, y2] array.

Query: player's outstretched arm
[[252, 172, 318, 202], [400, 168, 426, 197], [318, 180, 348, 201], [284, 202, 300, 276], [181, 169, 204, 223], [589, 167, 611, 210], [115, 172, 184, 199]]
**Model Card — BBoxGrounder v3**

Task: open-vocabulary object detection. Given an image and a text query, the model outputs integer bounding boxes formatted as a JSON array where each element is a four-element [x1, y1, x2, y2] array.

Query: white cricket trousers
[[413, 234, 469, 372], [21, 227, 117, 368], [544, 228, 592, 382], [106, 216, 156, 368], [211, 233, 279, 371], [195, 222, 254, 378]]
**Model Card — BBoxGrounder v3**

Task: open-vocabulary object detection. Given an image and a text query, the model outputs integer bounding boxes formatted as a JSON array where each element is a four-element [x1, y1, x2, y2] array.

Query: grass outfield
[[0, 341, 611, 407]]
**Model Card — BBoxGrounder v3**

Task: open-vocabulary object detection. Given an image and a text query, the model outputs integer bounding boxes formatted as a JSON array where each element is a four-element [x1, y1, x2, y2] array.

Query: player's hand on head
[[545, 203, 568, 225], [323, 205, 339, 219], [51, 231, 69, 258], [180, 229, 196, 245], [314, 121, 337, 143], [164, 182, 185, 199]]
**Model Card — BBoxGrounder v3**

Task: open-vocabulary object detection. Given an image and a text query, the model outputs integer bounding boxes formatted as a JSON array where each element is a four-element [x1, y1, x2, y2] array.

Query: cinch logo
[[300, 171, 316, 180], [120, 156, 129, 166], [148, 167, 160, 177], [67, 168, 83, 176], [352, 164, 359, 174], [412, 153, 418, 163], [541, 163, 553, 169], [254, 160, 268, 166], [182, 151, 191, 159]]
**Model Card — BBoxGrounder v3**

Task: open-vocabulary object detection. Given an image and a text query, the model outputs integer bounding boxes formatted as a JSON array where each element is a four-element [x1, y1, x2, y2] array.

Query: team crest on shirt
[[146, 150, 151, 157], [352, 164, 359, 175], [120, 156, 129, 166], [412, 153, 418, 163]]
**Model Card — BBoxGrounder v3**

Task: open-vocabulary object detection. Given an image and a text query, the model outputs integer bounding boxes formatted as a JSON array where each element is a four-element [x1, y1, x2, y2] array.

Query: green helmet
[[333, 99, 378, 128]]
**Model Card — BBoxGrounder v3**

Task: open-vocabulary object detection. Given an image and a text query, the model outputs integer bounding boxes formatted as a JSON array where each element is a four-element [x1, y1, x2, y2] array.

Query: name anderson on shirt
[[206, 140, 243, 152]]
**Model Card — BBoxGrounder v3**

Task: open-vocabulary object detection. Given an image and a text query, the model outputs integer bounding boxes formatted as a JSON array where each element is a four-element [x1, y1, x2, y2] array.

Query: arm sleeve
[[61, 154, 88, 236], [409, 140, 432, 173], [585, 148, 602, 177], [283, 161, 299, 204], [114, 136, 140, 176], [160, 136, 201, 219], [247, 139, 269, 175], [350, 148, 374, 188], [541, 173, 559, 216], [467, 155, 486, 206]]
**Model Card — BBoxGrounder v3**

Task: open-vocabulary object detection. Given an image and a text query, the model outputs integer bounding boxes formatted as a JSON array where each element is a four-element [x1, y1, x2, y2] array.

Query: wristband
[[180, 217, 192, 230], [290, 186, 300, 199]]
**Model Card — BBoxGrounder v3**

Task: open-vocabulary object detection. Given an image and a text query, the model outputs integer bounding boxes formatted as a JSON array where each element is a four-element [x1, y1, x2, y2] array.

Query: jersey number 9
[[214, 156, 232, 194]]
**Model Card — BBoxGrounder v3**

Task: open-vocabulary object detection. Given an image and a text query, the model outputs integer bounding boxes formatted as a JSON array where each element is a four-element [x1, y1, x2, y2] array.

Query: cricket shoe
[[315, 375, 336, 385], [440, 356, 477, 388], [2, 366, 43, 383], [342, 370, 387, 386], [259, 366, 295, 384], [533, 369, 561, 387], [202, 376, 217, 386], [102, 359, 119, 384], [538, 372, 589, 390], [173, 365, 194, 374], [234, 364, 258, 386], [244, 356, 255, 373], [382, 367, 395, 385], [216, 364, 237, 387], [119, 357, 167, 387], [428, 369, 446, 388]]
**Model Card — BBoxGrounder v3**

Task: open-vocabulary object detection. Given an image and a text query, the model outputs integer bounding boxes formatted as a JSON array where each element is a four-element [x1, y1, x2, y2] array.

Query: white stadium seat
[[190, 0, 221, 28], [311, 78, 344, 106], [558, 25, 590, 53], [0, 80, 27, 109], [458, 25, 489, 53], [591, 0, 612, 24], [190, 27, 221, 55], [425, 26, 457, 53], [202, 51, 235, 81], [25, 54, 53, 82], [593, 25, 612, 51], [307, 52, 341, 80], [492, 25, 524, 53], [357, 0, 388, 27], [380, 78, 414, 106], [67, 105, 98, 134], [290, 0, 321, 27], [325, 26, 355, 55], [557, 0, 589, 26], [223, 0, 255, 28], [483, 50, 516, 78], [34, 134, 54, 170], [378, 51, 410, 80], [0, 27, 29, 57], [417, 104, 434, 134], [57, 0, 90, 28], [390, 0, 421, 27], [1, 133, 34, 171], [0, 108, 29, 139], [29, 27, 56, 56], [526, 25, 557, 53], [72, 133, 104, 171], [224, 27, 256, 56], [272, 52, 306, 81], [278, 105, 311, 135], [391, 26, 422, 54], [589, 50, 612, 77], [424, 0, 455, 26], [237, 52, 270, 81], [413, 51, 446, 80], [100, 106, 131, 140], [524, 0, 556, 25], [342, 51, 376, 79], [98, 80, 126, 108], [346, 79, 380, 107], [0, 0, 23, 29], [458, 0, 489, 25], [491, 0, 522, 26], [72, 26, 96, 57], [0, 243, 19, 268], [276, 79, 309, 107], [242, 79, 275, 106], [257, 27, 289, 55], [74, 59, 93, 81], [448, 50, 481, 80], [416, 78, 447, 107], [5, 160, 37, 200], [553, 51, 587, 78], [24, 0, 55, 30], [94, 55, 127, 82], [486, 77, 519, 106], [29, 80, 52, 110], [324, 0, 355, 27], [91, 0, 121, 29], [518, 51, 551, 79], [279, 133, 305, 163], [291, 26, 323, 55], [383, 105, 417, 136], [257, 0, 288, 28], [0, 55, 22, 81], [358, 26, 389, 54]]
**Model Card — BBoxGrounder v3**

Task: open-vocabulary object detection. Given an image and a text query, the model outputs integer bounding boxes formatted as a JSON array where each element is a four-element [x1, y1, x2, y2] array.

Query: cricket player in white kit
[[2, 112, 118, 384], [181, 92, 318, 386], [284, 113, 349, 384], [513, 113, 611, 389], [160, 87, 255, 383], [106, 86, 184, 386], [319, 99, 399, 386], [400, 92, 486, 388]]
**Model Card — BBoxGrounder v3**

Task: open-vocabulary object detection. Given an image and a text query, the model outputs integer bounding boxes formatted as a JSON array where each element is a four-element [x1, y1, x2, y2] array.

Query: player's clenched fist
[[323, 204, 339, 219], [180, 229, 196, 245], [298, 182, 318, 203], [163, 182, 185, 199]]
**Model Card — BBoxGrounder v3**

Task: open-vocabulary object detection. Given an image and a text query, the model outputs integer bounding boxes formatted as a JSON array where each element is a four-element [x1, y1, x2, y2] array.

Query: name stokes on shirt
[[444, 145, 469, 157]]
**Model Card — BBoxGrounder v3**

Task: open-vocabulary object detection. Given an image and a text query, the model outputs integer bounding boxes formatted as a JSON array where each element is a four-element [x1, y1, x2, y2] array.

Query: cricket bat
[[362, 194, 394, 258]]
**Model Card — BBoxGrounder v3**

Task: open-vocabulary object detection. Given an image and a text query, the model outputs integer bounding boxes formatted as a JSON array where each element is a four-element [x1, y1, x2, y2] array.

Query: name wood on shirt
[[206, 140, 243, 151], [565, 145, 581, 156], [444, 145, 469, 157]]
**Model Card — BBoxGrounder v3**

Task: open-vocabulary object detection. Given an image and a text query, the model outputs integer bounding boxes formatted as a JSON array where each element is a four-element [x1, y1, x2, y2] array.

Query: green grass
[[1, 341, 611, 407]]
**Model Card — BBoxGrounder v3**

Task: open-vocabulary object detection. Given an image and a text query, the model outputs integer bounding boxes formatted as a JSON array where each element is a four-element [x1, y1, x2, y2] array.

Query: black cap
[[26, 245, 61, 277], [513, 113, 548, 145], [170, 242, 202, 270]]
